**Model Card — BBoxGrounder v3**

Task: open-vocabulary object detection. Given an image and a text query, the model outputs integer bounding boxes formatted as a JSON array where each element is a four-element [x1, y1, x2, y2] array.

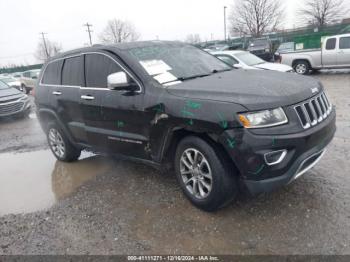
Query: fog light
[[264, 149, 287, 166]]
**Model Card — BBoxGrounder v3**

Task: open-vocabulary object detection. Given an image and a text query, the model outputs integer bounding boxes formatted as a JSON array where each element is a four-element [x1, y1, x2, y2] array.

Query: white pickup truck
[[278, 34, 350, 75]]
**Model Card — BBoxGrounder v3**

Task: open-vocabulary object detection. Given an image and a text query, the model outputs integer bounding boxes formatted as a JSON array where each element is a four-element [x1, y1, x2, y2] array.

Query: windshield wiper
[[211, 68, 233, 73], [177, 73, 211, 81], [162, 70, 231, 85]]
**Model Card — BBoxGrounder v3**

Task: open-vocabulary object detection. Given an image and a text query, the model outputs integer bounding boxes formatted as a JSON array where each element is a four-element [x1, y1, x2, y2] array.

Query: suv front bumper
[[221, 107, 336, 195]]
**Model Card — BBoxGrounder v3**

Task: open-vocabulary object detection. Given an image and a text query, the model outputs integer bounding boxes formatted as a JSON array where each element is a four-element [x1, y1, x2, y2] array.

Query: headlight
[[265, 48, 270, 52], [238, 107, 288, 128]]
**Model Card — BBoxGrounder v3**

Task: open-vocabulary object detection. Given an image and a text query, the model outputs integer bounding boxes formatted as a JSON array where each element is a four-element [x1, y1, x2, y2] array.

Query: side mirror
[[107, 72, 137, 91], [233, 64, 243, 69]]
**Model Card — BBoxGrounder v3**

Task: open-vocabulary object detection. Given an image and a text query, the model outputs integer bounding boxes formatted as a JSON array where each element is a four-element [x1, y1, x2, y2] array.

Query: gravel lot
[[0, 71, 349, 255]]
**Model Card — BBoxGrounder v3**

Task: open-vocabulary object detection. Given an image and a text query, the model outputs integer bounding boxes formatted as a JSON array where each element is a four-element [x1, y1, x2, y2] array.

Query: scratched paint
[[187, 119, 194, 126], [181, 109, 195, 117], [153, 104, 164, 113], [217, 113, 228, 129], [117, 121, 125, 128], [186, 100, 201, 110], [226, 138, 236, 149], [272, 137, 276, 146]]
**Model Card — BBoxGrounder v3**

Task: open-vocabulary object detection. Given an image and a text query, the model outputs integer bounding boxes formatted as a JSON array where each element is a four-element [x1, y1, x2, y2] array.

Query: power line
[[40, 32, 49, 59], [83, 22, 93, 46]]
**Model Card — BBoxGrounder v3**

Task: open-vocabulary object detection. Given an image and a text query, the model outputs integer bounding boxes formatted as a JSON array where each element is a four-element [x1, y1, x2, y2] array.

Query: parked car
[[20, 69, 41, 94], [203, 44, 230, 52], [247, 38, 273, 61], [279, 34, 350, 74], [0, 80, 31, 118], [274, 42, 295, 62], [12, 72, 23, 78], [35, 41, 336, 211], [0, 76, 26, 93], [212, 50, 294, 72]]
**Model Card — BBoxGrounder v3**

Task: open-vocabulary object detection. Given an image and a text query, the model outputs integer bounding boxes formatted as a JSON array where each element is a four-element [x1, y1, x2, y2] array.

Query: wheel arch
[[38, 108, 77, 145], [292, 58, 313, 69], [160, 128, 240, 177]]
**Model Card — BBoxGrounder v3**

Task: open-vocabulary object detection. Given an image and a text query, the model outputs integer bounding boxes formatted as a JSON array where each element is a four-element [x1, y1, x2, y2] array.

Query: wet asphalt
[[0, 71, 349, 255]]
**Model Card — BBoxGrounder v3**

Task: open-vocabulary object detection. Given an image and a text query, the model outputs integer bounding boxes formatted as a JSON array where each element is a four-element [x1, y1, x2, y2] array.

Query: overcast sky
[[0, 0, 349, 66]]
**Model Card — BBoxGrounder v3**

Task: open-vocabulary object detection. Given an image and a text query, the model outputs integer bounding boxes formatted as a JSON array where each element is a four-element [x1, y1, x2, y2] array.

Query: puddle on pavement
[[0, 150, 114, 216]]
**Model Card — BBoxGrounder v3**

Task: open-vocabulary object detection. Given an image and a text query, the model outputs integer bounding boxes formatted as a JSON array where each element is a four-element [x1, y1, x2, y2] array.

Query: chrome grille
[[294, 92, 332, 129], [0, 100, 24, 116]]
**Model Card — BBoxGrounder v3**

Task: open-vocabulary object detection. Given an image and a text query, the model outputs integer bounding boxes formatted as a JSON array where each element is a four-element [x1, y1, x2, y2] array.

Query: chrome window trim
[[39, 51, 143, 93]]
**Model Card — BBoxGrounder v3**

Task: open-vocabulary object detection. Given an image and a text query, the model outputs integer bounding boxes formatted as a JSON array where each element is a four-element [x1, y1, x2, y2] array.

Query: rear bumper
[[221, 107, 336, 195]]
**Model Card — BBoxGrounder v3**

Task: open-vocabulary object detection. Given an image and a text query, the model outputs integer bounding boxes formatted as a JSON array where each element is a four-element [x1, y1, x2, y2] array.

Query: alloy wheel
[[295, 64, 307, 74], [48, 128, 66, 158], [180, 148, 213, 199]]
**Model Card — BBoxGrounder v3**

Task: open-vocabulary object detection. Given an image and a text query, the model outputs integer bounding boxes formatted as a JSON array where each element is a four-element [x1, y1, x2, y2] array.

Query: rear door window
[[42, 60, 63, 85], [85, 54, 122, 88], [62, 56, 84, 86], [339, 37, 350, 49], [325, 38, 336, 50]]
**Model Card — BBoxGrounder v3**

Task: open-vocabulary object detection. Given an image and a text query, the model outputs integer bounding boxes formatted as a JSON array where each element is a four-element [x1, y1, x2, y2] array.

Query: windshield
[[0, 80, 10, 90], [128, 43, 231, 85], [235, 52, 265, 66]]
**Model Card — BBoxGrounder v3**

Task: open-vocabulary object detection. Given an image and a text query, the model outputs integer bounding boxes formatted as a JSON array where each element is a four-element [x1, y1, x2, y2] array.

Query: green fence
[[0, 64, 43, 75], [198, 21, 350, 51]]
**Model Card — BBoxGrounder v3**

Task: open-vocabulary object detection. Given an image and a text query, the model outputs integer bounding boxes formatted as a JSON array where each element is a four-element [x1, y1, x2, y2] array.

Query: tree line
[[32, 0, 349, 62], [230, 0, 349, 38]]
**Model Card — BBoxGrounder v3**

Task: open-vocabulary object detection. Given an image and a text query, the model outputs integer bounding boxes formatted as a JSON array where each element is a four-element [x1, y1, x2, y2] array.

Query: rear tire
[[174, 136, 238, 212], [294, 60, 310, 75], [46, 122, 81, 162]]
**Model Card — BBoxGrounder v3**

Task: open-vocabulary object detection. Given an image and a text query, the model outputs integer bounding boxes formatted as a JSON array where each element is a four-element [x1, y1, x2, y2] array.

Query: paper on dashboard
[[140, 60, 172, 75]]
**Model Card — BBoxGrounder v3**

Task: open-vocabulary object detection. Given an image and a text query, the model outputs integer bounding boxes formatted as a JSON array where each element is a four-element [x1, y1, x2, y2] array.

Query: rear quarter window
[[42, 60, 63, 85]]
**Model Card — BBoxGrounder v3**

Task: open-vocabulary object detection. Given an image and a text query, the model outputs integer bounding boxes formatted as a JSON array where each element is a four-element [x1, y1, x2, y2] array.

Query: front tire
[[174, 136, 238, 212], [46, 122, 81, 162]]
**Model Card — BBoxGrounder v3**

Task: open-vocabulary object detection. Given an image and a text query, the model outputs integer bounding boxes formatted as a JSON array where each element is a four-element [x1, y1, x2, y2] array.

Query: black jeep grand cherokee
[[35, 41, 336, 211]]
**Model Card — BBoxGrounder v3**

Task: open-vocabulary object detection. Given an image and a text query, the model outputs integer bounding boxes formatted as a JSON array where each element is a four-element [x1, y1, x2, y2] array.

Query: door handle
[[52, 91, 62, 96], [81, 95, 95, 100]]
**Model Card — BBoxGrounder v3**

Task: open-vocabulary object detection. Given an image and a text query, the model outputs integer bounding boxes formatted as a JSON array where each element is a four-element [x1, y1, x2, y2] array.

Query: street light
[[224, 6, 227, 42]]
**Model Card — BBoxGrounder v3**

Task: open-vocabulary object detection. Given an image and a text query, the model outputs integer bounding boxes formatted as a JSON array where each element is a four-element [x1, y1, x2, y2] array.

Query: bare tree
[[99, 19, 140, 43], [34, 40, 62, 62], [185, 34, 201, 44], [298, 0, 348, 27], [229, 0, 284, 37]]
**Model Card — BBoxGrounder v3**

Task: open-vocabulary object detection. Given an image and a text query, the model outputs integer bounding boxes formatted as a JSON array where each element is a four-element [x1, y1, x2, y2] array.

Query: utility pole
[[83, 22, 93, 46], [224, 6, 227, 42], [40, 32, 49, 59]]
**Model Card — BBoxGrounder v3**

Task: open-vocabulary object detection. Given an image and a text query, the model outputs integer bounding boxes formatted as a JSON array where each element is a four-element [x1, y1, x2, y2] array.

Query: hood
[[0, 87, 23, 103], [166, 70, 323, 111], [254, 62, 293, 72]]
